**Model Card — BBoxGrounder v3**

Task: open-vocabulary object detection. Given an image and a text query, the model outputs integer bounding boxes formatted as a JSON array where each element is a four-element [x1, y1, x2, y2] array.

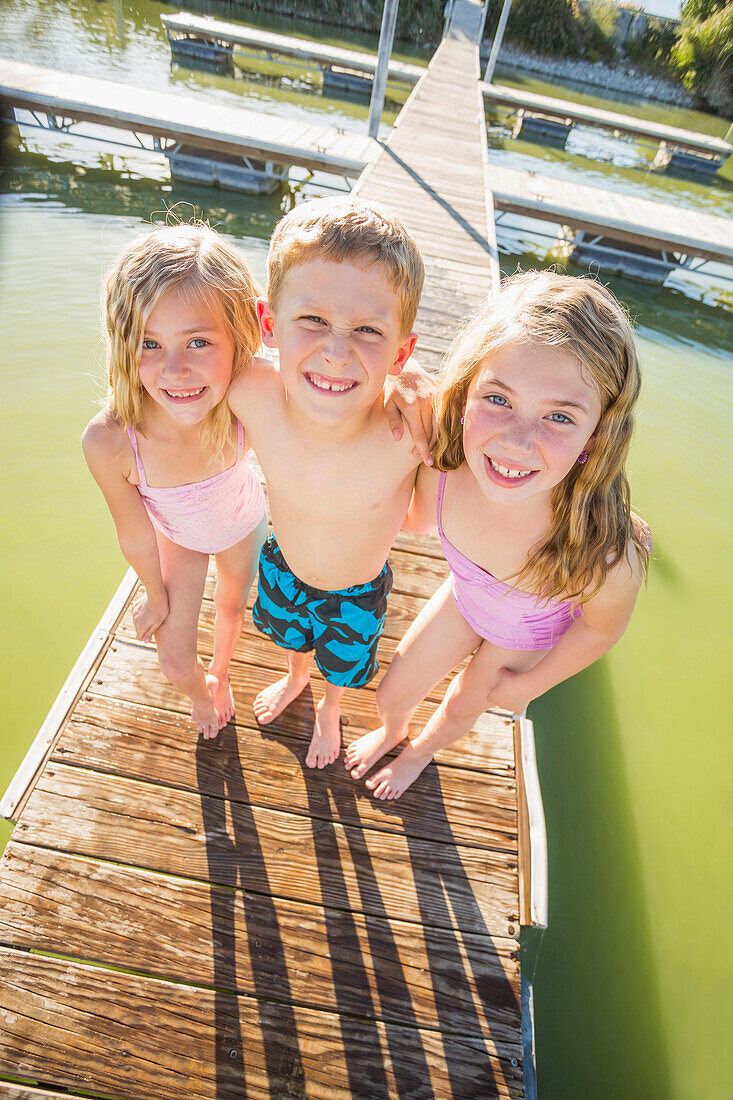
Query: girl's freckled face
[[138, 286, 235, 425], [463, 339, 603, 503]]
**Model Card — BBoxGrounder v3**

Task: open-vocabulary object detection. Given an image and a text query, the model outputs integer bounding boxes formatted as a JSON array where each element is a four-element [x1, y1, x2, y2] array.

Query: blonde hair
[[266, 197, 424, 335], [103, 222, 261, 458], [434, 270, 649, 602]]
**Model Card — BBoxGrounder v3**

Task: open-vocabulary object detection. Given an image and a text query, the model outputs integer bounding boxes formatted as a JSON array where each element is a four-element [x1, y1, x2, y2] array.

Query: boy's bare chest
[[257, 431, 413, 520]]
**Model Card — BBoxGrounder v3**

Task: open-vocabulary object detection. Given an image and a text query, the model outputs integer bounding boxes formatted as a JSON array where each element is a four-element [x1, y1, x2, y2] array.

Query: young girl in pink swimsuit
[[83, 222, 433, 739], [83, 225, 269, 738], [345, 270, 651, 799]]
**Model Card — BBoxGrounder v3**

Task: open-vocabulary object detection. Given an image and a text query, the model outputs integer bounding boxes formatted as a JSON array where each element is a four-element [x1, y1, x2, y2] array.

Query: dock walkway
[[480, 82, 732, 162], [3, 60, 732, 269], [0, 2, 542, 1097]]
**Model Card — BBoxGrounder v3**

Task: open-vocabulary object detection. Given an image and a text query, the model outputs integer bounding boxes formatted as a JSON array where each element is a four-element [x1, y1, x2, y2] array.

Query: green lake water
[[1, 2, 732, 1097]]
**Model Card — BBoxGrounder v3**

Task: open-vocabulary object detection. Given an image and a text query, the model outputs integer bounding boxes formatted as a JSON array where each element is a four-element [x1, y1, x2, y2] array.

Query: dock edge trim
[[0, 568, 138, 821], [514, 714, 549, 929]]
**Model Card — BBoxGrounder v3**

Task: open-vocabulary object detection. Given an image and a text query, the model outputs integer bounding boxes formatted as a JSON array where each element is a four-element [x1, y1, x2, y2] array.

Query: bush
[[491, 0, 587, 56], [672, 0, 733, 112], [577, 0, 618, 61]]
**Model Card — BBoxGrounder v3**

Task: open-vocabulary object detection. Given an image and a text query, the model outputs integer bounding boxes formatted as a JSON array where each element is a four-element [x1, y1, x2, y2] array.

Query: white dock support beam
[[484, 0, 514, 83], [368, 0, 400, 139]]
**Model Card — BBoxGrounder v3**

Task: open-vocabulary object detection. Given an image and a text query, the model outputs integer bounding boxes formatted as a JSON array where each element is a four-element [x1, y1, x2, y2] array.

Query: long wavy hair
[[103, 222, 261, 459], [433, 270, 649, 602]]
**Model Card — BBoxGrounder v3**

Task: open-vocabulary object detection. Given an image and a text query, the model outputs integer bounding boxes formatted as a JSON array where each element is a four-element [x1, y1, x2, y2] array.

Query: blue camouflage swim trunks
[[252, 533, 393, 688]]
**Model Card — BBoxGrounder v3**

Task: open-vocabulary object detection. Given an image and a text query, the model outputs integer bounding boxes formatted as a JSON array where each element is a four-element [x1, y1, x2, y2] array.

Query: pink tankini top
[[437, 472, 580, 651], [127, 420, 266, 555]]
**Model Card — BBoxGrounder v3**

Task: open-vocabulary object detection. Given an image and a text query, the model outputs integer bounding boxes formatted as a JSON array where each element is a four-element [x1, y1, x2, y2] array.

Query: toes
[[350, 763, 366, 779], [253, 700, 274, 724], [369, 773, 393, 799]]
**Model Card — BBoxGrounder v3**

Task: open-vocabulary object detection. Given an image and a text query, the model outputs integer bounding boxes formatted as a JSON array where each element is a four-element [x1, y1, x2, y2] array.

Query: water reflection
[[1, 144, 287, 236], [528, 665, 673, 1099]]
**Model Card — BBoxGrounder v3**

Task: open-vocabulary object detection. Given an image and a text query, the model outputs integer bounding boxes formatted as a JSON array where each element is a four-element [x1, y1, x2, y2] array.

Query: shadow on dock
[[197, 690, 520, 1098]]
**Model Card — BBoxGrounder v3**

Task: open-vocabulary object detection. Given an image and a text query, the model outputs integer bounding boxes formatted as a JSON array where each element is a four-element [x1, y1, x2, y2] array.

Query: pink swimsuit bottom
[[127, 420, 266, 555], [437, 472, 580, 651]]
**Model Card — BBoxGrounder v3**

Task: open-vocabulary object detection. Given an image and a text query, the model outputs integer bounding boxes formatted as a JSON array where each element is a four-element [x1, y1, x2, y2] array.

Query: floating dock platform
[[0, 59, 379, 193], [159, 10, 732, 174], [3, 57, 732, 282]]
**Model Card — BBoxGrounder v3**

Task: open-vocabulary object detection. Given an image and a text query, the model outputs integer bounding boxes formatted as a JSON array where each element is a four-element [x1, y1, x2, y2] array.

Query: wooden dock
[[0, 59, 379, 180], [0, 2, 544, 1097], [160, 10, 731, 169], [3, 59, 732, 270], [161, 11, 423, 87], [480, 82, 732, 167], [488, 162, 733, 266]]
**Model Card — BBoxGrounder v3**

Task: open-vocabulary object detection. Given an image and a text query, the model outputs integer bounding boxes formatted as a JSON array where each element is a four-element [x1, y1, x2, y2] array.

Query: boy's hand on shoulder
[[384, 359, 436, 467]]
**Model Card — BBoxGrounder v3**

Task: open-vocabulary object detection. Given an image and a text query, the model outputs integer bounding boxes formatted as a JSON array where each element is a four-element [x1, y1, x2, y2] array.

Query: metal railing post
[[367, 0, 400, 140], [484, 0, 513, 83]]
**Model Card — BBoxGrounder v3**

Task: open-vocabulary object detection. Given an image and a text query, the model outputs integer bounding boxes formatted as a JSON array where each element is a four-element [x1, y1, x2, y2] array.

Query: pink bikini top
[[437, 472, 580, 651], [127, 420, 265, 555]]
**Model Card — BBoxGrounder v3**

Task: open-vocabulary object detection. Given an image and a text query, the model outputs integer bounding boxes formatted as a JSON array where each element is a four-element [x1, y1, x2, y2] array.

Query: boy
[[228, 197, 426, 768]]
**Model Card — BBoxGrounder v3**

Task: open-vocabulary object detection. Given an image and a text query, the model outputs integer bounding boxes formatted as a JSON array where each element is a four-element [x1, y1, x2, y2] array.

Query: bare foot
[[253, 670, 310, 725], [305, 697, 341, 769], [344, 724, 407, 780], [208, 670, 235, 726], [192, 676, 223, 740], [365, 741, 432, 800]]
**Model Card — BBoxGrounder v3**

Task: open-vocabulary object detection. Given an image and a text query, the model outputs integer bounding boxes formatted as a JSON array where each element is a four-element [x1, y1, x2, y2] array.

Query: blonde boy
[[227, 198, 426, 768]]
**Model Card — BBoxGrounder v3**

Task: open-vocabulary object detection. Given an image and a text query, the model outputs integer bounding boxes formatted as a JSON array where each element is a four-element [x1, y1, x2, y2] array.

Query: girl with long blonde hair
[[83, 223, 268, 737], [345, 270, 650, 799]]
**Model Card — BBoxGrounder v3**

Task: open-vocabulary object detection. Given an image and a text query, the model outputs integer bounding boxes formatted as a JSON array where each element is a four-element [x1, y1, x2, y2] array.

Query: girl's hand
[[491, 668, 532, 717], [132, 590, 169, 644], [384, 361, 436, 466]]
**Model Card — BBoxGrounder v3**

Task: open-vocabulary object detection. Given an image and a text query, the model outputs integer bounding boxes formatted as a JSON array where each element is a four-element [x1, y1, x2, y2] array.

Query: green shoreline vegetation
[[197, 0, 733, 114]]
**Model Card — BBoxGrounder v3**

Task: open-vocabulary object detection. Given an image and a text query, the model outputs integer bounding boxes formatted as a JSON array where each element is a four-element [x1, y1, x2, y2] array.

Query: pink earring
[[460, 415, 465, 424], [577, 451, 588, 464]]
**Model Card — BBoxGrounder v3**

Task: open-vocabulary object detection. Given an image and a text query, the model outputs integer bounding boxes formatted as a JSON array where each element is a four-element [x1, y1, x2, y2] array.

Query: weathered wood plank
[[0, 843, 522, 1046], [87, 638, 516, 773], [0, 948, 525, 1099], [15, 763, 521, 937], [117, 594, 435, 668], [53, 694, 518, 852]]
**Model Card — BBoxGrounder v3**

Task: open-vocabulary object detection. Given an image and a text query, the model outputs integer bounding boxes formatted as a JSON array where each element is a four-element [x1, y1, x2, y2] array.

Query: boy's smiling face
[[257, 257, 417, 429]]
